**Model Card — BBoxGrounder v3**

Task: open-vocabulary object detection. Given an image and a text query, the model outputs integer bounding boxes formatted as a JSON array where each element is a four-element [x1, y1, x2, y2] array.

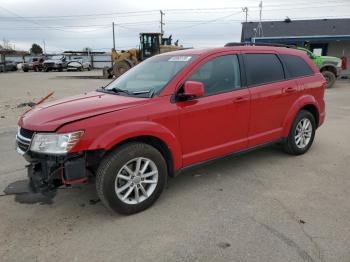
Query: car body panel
[[18, 91, 149, 131], [18, 46, 326, 176]]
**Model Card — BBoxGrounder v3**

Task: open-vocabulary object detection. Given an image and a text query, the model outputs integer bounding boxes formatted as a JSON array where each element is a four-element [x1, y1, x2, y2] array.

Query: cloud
[[1, 0, 349, 52]]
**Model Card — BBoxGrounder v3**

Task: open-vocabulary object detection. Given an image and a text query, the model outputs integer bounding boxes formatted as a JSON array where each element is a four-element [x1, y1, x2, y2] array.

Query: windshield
[[104, 54, 197, 97]]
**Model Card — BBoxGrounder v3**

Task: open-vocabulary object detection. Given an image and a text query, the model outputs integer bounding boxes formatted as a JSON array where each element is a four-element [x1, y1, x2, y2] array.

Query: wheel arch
[[87, 121, 182, 175], [300, 104, 319, 127], [282, 95, 321, 137], [110, 135, 175, 177], [320, 65, 337, 75]]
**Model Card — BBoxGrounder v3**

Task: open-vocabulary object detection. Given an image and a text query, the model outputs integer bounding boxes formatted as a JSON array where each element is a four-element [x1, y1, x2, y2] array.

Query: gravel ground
[[0, 71, 349, 262]]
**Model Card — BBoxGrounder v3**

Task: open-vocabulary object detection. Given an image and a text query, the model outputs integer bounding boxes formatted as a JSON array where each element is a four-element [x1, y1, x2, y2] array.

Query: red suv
[[16, 45, 326, 214]]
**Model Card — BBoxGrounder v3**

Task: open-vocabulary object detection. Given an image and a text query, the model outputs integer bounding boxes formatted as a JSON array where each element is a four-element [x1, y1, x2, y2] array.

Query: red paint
[[19, 46, 326, 176]]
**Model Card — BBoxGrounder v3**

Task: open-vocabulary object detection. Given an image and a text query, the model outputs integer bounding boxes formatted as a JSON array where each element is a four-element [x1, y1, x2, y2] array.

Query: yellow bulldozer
[[103, 33, 182, 78]]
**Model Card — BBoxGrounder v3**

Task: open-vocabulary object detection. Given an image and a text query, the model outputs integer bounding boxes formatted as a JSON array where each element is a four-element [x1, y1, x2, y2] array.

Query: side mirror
[[181, 81, 205, 100]]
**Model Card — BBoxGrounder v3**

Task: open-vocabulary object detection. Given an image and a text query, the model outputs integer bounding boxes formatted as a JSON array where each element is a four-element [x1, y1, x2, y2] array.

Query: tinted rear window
[[280, 54, 314, 78], [244, 54, 285, 86]]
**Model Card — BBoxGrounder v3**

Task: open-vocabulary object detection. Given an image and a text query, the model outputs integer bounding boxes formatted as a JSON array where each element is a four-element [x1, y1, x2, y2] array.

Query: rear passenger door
[[243, 53, 299, 147]]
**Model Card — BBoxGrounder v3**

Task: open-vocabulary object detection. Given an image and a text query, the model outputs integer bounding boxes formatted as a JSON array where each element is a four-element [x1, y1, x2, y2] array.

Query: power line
[[170, 11, 243, 31], [0, 0, 348, 20]]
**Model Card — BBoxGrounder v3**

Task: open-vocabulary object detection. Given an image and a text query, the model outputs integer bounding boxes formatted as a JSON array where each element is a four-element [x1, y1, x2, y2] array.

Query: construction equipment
[[103, 33, 182, 78]]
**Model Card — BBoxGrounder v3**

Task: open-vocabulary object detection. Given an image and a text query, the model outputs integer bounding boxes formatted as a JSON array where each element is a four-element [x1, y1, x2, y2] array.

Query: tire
[[23, 69, 28, 72], [96, 142, 168, 214], [322, 70, 336, 88], [112, 60, 131, 78], [283, 110, 316, 155]]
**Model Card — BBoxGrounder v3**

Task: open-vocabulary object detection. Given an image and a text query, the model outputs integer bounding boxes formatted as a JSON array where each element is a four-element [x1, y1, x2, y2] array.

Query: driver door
[[177, 54, 250, 166]]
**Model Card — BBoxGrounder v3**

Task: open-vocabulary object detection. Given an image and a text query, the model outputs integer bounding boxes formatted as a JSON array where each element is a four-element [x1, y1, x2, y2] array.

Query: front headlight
[[337, 60, 342, 67], [30, 131, 84, 154]]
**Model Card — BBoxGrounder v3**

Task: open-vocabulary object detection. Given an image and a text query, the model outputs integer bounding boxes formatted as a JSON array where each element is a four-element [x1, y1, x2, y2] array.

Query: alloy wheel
[[294, 118, 313, 149], [115, 157, 158, 205]]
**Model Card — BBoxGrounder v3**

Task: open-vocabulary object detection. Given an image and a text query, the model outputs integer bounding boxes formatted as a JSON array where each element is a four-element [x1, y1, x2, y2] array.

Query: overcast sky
[[1, 0, 349, 53]]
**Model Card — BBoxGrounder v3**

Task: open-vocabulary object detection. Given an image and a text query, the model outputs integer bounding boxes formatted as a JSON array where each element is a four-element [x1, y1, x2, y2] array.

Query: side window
[[280, 54, 314, 78], [188, 55, 241, 96], [244, 54, 285, 86]]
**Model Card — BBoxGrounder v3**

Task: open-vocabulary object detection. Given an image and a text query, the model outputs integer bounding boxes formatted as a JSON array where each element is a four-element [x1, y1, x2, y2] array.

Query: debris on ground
[[217, 242, 231, 249], [4, 179, 55, 205], [17, 102, 35, 108]]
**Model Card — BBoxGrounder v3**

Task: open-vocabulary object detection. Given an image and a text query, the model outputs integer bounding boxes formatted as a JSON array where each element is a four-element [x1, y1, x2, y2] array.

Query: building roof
[[241, 18, 350, 42]]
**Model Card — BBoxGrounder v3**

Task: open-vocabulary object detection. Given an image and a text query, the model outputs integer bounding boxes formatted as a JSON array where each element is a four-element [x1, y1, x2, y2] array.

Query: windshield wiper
[[109, 87, 131, 95], [132, 89, 155, 97]]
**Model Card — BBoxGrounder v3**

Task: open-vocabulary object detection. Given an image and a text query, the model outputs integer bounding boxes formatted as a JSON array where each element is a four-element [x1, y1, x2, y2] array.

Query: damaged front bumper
[[23, 152, 88, 194]]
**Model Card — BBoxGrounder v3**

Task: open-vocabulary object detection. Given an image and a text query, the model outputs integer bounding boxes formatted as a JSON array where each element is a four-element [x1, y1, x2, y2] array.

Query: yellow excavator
[[103, 33, 182, 78]]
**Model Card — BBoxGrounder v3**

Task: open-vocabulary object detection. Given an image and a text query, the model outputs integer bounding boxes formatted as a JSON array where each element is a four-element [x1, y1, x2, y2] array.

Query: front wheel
[[283, 110, 316, 155], [96, 142, 167, 214]]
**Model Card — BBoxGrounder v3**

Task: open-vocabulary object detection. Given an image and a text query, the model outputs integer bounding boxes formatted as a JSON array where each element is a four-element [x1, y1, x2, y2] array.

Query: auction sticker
[[168, 56, 192, 62]]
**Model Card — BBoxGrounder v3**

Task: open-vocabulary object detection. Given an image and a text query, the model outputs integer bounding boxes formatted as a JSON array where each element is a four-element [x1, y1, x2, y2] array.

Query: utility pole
[[43, 40, 46, 54], [242, 7, 248, 23], [160, 10, 165, 35], [256, 1, 264, 37], [112, 22, 116, 49]]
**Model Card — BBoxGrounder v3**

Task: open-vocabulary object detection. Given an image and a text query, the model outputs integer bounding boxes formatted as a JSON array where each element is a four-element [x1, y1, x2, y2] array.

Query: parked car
[[16, 45, 326, 214], [0, 61, 18, 72], [22, 57, 47, 72], [298, 47, 341, 88], [42, 55, 68, 72], [67, 59, 91, 71]]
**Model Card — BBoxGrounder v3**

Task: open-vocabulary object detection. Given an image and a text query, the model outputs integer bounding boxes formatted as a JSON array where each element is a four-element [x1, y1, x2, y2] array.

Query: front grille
[[16, 127, 34, 154], [20, 128, 34, 139]]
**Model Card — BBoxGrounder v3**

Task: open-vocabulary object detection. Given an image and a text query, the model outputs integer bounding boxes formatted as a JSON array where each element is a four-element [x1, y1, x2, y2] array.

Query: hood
[[19, 91, 148, 131]]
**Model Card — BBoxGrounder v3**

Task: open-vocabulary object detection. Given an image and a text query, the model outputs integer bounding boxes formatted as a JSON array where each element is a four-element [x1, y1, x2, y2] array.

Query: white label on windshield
[[168, 56, 192, 62]]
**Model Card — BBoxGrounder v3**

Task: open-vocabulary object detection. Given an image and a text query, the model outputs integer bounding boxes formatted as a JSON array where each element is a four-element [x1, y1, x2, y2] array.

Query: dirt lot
[[0, 71, 350, 262]]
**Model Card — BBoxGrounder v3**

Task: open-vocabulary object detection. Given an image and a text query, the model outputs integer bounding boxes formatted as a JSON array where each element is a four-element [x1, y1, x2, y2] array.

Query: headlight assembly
[[30, 131, 84, 155]]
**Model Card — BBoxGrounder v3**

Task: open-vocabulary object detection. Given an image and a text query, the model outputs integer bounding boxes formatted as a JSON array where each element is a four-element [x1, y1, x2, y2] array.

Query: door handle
[[233, 96, 249, 103], [284, 87, 297, 93]]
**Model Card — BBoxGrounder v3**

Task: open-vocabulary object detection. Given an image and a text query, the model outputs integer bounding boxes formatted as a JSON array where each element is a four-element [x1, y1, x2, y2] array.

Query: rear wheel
[[283, 110, 316, 155], [322, 70, 336, 88], [96, 142, 167, 214]]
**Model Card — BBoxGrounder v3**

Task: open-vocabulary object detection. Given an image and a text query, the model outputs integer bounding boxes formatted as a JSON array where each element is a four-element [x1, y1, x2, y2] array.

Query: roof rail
[[224, 42, 296, 48]]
